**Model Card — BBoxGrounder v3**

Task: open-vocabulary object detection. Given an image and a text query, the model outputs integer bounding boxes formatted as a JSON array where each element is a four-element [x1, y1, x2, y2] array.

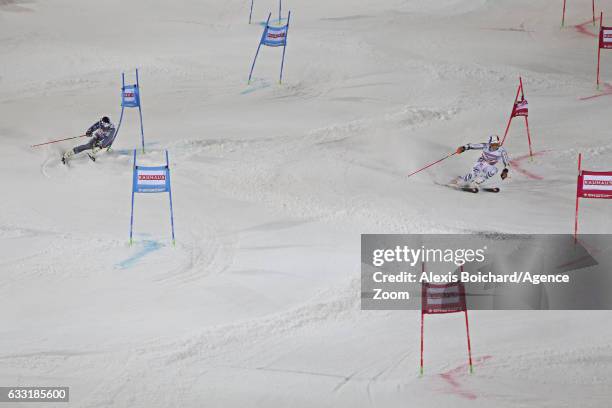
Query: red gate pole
[[574, 153, 582, 243], [464, 310, 474, 374], [593, 0, 596, 26], [460, 266, 473, 374], [501, 82, 521, 145], [420, 310, 424, 376], [519, 77, 533, 157], [597, 12, 603, 88], [524, 117, 533, 157], [562, 0, 567, 27], [420, 261, 425, 376]]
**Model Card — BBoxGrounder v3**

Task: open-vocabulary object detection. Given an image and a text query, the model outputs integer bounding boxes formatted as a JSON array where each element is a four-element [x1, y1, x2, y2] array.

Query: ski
[[435, 182, 479, 193], [461, 187, 479, 193], [483, 187, 500, 193]]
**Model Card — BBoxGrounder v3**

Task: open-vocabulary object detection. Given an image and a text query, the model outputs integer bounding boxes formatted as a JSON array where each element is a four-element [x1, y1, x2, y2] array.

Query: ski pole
[[31, 134, 87, 148], [407, 151, 457, 178]]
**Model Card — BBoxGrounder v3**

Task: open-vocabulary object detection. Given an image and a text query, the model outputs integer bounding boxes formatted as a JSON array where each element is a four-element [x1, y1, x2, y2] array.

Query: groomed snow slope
[[1, 0, 612, 406]]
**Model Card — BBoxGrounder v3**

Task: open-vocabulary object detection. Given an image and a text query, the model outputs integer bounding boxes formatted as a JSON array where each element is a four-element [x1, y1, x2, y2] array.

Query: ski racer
[[455, 135, 510, 188], [62, 116, 116, 164]]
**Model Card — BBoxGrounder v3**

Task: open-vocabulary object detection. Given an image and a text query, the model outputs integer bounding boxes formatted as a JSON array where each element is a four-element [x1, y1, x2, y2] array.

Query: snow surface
[[1, 0, 612, 406]]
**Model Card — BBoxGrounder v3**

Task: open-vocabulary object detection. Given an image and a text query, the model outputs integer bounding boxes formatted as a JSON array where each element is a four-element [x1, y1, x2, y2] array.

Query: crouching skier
[[454, 135, 510, 193], [62, 116, 116, 164]]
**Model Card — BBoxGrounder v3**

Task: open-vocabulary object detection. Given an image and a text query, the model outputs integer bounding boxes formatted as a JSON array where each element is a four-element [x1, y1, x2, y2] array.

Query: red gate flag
[[420, 264, 473, 376], [574, 153, 612, 241], [599, 23, 612, 49], [501, 77, 533, 157], [597, 13, 612, 86], [578, 171, 612, 199], [512, 99, 528, 117], [421, 282, 466, 314]]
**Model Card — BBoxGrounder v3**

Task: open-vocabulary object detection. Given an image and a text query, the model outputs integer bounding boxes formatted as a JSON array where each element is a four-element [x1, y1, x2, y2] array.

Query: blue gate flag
[[122, 84, 140, 108], [262, 24, 288, 47], [129, 150, 176, 246], [133, 165, 169, 193], [116, 69, 146, 153], [248, 11, 292, 84]]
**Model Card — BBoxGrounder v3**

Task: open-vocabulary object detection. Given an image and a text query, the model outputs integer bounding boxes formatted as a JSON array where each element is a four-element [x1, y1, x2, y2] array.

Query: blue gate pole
[[249, 0, 254, 24], [166, 150, 176, 246], [136, 69, 145, 154], [279, 11, 291, 84], [129, 149, 137, 245], [279, 0, 282, 22], [248, 13, 271, 84]]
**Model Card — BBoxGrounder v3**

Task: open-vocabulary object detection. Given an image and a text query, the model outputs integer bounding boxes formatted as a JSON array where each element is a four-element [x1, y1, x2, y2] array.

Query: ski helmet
[[488, 135, 500, 145], [100, 116, 111, 130]]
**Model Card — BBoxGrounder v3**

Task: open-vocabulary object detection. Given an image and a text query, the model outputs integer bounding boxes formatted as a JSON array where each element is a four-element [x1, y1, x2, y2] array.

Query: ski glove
[[501, 168, 509, 180], [456, 146, 466, 154]]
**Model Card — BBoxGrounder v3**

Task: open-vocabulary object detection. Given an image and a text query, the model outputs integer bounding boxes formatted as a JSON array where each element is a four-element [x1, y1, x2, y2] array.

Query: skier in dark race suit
[[62, 116, 116, 164]]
